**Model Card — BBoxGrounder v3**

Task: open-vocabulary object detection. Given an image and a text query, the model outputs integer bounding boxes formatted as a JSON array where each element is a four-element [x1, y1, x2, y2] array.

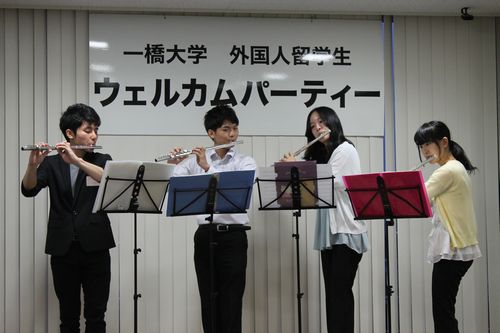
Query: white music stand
[[93, 160, 174, 333]]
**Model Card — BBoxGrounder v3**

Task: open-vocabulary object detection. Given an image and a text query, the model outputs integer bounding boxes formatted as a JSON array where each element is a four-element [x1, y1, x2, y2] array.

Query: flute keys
[[170, 150, 190, 159]]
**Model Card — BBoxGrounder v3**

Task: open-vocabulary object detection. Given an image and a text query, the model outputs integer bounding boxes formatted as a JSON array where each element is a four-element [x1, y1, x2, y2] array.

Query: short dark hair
[[59, 104, 101, 141], [204, 105, 239, 132]]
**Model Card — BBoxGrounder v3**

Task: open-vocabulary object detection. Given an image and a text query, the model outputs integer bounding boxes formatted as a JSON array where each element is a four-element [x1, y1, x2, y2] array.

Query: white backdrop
[[89, 14, 384, 136]]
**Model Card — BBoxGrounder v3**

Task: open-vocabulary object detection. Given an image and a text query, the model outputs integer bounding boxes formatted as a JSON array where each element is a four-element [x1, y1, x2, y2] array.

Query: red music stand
[[343, 170, 431, 333]]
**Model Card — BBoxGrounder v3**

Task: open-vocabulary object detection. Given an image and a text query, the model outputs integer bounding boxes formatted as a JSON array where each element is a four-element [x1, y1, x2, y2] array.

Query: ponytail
[[449, 140, 477, 174], [414, 120, 478, 174]]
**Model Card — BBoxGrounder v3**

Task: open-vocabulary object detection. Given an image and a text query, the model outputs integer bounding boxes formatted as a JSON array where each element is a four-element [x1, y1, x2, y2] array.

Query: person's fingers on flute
[[167, 147, 187, 164], [280, 152, 296, 162], [28, 142, 50, 165]]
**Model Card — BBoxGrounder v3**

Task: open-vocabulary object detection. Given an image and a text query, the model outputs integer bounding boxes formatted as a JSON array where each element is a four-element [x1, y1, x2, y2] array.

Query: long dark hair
[[303, 106, 353, 163], [413, 120, 477, 174]]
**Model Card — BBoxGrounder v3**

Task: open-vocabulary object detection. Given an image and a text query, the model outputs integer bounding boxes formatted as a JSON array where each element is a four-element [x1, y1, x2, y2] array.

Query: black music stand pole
[[131, 166, 145, 333], [93, 161, 171, 333], [103, 165, 146, 333], [346, 176, 395, 333], [290, 167, 304, 333], [206, 175, 218, 333], [377, 176, 395, 333], [133, 208, 141, 333], [343, 170, 432, 333], [166, 170, 255, 333], [256, 164, 335, 333]]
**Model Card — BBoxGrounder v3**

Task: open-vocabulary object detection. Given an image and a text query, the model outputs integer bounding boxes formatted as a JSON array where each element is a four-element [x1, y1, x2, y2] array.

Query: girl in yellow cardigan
[[414, 121, 481, 333]]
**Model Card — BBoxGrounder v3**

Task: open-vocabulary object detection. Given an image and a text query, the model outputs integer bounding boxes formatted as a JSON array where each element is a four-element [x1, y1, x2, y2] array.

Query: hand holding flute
[[165, 146, 205, 165], [281, 129, 331, 162], [23, 142, 101, 165], [24, 142, 74, 166], [21, 144, 102, 151], [156, 141, 243, 163], [25, 142, 52, 167], [164, 145, 211, 172]]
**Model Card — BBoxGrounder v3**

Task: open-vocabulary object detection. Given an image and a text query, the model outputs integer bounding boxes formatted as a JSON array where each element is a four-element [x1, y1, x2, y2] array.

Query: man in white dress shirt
[[169, 105, 256, 333]]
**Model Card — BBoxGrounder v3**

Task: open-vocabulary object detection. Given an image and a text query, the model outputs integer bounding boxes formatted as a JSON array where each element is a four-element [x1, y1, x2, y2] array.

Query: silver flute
[[293, 129, 331, 157], [155, 140, 243, 162], [411, 155, 436, 170], [21, 145, 102, 151]]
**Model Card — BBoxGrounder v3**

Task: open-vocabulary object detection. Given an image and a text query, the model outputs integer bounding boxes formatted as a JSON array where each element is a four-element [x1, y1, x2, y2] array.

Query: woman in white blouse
[[283, 106, 368, 333]]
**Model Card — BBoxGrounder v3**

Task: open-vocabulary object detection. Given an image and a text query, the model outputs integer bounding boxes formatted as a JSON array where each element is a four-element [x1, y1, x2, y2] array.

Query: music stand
[[255, 162, 335, 333], [342, 170, 432, 333], [166, 170, 255, 333], [93, 161, 173, 333]]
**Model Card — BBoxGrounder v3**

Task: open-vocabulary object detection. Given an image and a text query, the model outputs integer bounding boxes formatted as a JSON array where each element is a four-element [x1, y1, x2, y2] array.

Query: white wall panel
[[393, 16, 499, 333], [0, 9, 498, 333], [0, 9, 6, 333], [4, 9, 20, 333], [61, 11, 76, 104], [32, 9, 49, 333], [490, 17, 500, 333], [46, 11, 66, 332], [18, 9, 35, 333]]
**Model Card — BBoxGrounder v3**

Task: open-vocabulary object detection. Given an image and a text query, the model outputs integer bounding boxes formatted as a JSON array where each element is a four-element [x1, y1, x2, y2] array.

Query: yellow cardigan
[[425, 160, 478, 249]]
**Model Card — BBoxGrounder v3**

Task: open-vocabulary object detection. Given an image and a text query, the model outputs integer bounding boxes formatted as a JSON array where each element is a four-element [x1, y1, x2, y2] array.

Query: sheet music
[[257, 164, 333, 209], [166, 170, 255, 216], [92, 161, 175, 213]]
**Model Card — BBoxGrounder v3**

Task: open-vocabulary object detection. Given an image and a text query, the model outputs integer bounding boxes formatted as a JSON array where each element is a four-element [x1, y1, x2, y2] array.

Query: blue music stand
[[166, 170, 255, 332], [166, 170, 254, 217]]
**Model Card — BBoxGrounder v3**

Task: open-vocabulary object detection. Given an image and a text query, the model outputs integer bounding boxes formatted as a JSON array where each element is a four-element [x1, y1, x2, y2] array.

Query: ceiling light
[[89, 41, 109, 50], [301, 54, 334, 62]]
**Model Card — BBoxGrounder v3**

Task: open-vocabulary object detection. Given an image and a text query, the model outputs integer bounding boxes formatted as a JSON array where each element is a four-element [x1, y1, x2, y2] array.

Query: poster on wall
[[89, 14, 384, 136]]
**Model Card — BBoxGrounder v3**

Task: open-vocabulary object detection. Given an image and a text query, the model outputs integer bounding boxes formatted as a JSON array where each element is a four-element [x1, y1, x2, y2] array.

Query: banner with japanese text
[[89, 14, 384, 136]]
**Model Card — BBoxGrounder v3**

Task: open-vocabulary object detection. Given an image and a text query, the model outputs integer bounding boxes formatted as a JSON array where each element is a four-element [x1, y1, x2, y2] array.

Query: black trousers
[[432, 259, 473, 333], [321, 244, 363, 333], [194, 226, 248, 333], [50, 242, 111, 333]]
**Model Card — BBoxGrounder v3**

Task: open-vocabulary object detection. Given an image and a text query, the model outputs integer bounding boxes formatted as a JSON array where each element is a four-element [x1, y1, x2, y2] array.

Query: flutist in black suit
[[21, 103, 115, 333]]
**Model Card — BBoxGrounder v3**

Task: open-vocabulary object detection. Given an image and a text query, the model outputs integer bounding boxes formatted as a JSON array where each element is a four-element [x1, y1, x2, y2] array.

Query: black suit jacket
[[21, 152, 116, 256]]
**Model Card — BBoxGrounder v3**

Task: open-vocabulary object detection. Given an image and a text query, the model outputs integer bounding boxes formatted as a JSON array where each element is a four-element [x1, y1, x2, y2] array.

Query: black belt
[[199, 223, 251, 232]]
